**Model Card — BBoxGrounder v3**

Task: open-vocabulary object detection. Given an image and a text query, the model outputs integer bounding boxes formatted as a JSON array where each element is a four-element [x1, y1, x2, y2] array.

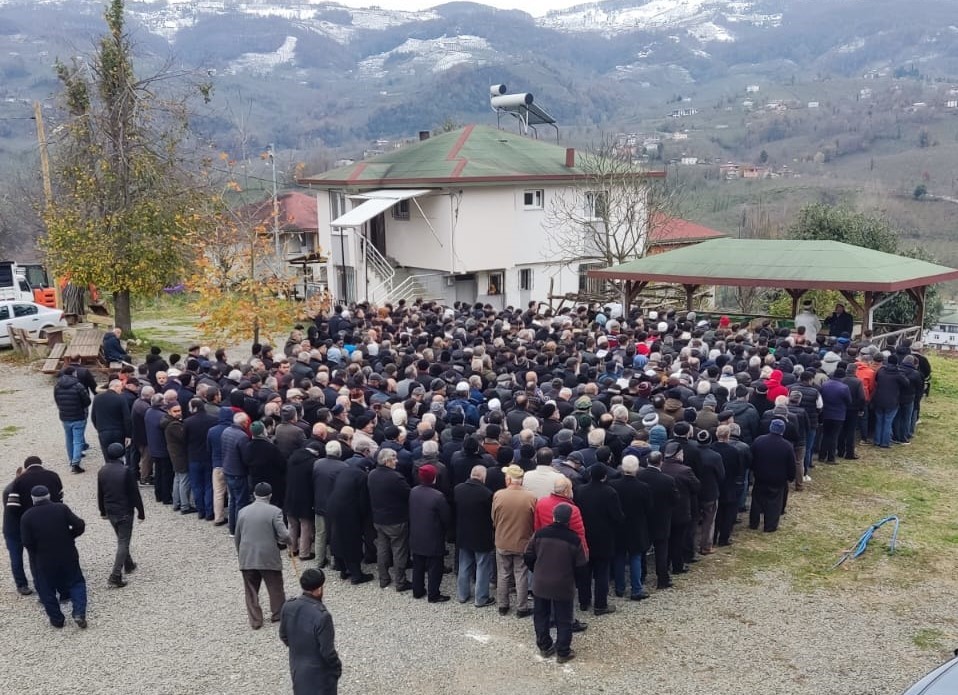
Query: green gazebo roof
[[589, 238, 958, 292], [299, 124, 664, 188]]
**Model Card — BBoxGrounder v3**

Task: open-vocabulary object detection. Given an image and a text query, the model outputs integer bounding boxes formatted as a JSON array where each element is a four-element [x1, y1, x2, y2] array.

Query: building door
[[518, 267, 534, 309], [454, 274, 477, 305], [369, 213, 387, 257]]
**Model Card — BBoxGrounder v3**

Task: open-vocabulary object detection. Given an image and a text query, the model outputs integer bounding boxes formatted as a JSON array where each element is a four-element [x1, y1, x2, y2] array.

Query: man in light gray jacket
[[235, 482, 290, 629]]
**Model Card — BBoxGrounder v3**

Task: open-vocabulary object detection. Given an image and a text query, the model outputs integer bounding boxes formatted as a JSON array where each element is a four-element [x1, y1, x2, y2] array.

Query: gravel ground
[[0, 361, 955, 695]]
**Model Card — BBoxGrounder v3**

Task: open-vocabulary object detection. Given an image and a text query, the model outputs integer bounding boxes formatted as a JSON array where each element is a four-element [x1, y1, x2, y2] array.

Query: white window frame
[[519, 268, 533, 291], [392, 199, 410, 220], [329, 191, 347, 220], [523, 189, 544, 210], [583, 190, 607, 221]]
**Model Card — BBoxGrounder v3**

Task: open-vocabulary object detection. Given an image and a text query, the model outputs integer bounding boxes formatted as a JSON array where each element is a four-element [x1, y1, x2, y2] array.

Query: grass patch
[[0, 424, 23, 439], [705, 354, 958, 590], [128, 329, 182, 357], [912, 628, 946, 651]]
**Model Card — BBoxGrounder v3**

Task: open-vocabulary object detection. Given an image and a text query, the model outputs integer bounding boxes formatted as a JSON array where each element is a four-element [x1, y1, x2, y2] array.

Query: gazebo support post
[[862, 291, 875, 337], [906, 286, 928, 331], [682, 284, 700, 311], [785, 288, 806, 319], [839, 290, 866, 337], [625, 280, 647, 309]]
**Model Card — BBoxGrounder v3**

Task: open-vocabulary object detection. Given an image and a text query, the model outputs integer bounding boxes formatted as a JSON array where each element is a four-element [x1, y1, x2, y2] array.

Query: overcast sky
[[341, 0, 586, 16]]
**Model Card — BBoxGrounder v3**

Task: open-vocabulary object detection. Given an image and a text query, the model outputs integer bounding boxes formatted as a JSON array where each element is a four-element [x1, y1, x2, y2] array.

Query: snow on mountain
[[358, 34, 491, 78], [227, 34, 297, 74]]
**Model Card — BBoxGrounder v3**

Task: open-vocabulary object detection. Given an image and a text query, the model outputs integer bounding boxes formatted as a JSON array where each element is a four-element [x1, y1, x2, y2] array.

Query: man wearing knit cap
[[20, 485, 88, 628], [235, 482, 290, 629], [279, 568, 342, 695], [492, 465, 537, 617], [749, 419, 795, 533], [409, 464, 451, 602], [98, 442, 145, 588], [523, 502, 588, 663], [576, 464, 624, 615]]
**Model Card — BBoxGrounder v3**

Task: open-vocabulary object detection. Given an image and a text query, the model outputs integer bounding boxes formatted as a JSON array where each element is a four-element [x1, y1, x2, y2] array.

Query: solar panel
[[490, 89, 558, 140]]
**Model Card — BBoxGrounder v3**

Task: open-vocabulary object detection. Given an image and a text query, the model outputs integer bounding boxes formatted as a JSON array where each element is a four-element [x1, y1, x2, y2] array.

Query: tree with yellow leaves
[[41, 0, 211, 333]]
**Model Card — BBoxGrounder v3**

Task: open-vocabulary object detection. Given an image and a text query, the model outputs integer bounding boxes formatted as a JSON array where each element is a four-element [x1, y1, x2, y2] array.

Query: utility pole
[[267, 143, 280, 261], [34, 101, 53, 208]]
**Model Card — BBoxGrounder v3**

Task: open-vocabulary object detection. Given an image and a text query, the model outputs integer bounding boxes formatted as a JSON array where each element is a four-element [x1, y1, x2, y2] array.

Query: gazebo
[[588, 238, 958, 333]]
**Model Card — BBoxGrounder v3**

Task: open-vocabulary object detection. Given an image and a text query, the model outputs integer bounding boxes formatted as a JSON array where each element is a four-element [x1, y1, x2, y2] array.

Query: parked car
[[902, 651, 958, 694], [0, 301, 66, 347]]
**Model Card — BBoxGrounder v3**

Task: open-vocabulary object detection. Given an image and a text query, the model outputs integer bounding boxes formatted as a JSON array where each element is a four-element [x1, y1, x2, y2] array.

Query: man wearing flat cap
[[235, 482, 290, 629], [20, 484, 88, 629], [749, 419, 795, 533]]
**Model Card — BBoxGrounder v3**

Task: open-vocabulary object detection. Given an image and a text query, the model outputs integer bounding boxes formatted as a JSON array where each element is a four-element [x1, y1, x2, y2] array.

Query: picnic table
[[63, 328, 105, 366]]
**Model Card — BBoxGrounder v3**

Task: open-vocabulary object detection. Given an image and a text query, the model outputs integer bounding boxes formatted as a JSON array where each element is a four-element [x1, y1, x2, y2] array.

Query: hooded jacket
[[765, 370, 788, 403], [53, 373, 91, 422]]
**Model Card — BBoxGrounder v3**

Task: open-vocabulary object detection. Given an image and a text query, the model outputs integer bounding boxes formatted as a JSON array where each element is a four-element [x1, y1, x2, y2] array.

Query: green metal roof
[[299, 125, 663, 188], [589, 238, 958, 292]]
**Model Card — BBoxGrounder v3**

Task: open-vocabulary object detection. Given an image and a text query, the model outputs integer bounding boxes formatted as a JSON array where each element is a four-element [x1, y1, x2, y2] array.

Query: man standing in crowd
[[409, 463, 451, 602], [367, 448, 412, 591], [523, 503, 587, 663], [750, 418, 795, 532], [636, 451, 677, 590], [20, 485, 88, 629], [235, 482, 290, 629], [54, 366, 91, 473], [575, 464, 624, 615], [610, 455, 653, 601], [279, 568, 342, 695], [222, 411, 252, 536], [454, 464, 496, 607], [97, 442, 145, 588], [91, 379, 132, 464], [492, 464, 536, 617]]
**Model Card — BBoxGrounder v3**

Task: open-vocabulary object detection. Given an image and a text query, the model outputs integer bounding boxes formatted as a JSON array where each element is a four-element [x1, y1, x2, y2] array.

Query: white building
[[299, 125, 662, 309], [923, 309, 958, 351]]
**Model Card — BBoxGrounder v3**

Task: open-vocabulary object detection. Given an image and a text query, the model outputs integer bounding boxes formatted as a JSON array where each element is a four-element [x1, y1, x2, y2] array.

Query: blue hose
[[830, 515, 900, 570]]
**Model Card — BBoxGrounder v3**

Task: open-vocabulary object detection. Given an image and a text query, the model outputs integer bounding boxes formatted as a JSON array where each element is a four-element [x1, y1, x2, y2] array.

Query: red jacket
[[534, 493, 589, 559], [766, 369, 788, 403]]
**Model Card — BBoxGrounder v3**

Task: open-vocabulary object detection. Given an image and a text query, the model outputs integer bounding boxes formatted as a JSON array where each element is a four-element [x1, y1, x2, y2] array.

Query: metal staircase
[[361, 235, 444, 305]]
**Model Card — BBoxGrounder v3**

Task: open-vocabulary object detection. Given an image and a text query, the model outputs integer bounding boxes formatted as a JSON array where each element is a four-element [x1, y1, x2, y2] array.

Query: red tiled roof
[[650, 214, 726, 246], [243, 192, 318, 232]]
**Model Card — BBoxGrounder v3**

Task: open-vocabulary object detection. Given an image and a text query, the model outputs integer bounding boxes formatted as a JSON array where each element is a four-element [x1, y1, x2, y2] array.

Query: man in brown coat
[[491, 465, 536, 617]]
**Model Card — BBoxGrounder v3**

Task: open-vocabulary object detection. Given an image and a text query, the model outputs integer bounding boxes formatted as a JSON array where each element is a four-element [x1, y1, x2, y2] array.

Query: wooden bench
[[86, 314, 115, 329], [63, 328, 106, 366], [42, 343, 67, 374]]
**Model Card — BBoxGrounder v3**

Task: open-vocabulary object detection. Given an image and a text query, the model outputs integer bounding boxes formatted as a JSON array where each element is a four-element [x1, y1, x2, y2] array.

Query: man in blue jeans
[[872, 353, 909, 448], [453, 465, 496, 607], [53, 366, 91, 474], [610, 455, 652, 600], [220, 412, 252, 535]]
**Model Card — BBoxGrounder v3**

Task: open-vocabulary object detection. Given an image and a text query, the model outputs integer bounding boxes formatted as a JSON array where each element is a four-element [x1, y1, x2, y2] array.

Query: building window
[[487, 272, 503, 295], [392, 199, 410, 220], [329, 191, 347, 220], [523, 189, 544, 209], [584, 191, 607, 220], [578, 263, 604, 295], [519, 268, 533, 291]]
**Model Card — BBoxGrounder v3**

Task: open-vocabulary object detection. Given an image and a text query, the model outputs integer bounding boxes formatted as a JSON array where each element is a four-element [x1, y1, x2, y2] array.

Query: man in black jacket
[[409, 464, 451, 602], [660, 441, 700, 576], [54, 366, 91, 473], [575, 464, 624, 616], [523, 503, 587, 664], [636, 451, 678, 590], [749, 419, 795, 532], [312, 441, 347, 568], [91, 379, 132, 462], [367, 448, 412, 591], [20, 485, 88, 628], [694, 430, 725, 555], [454, 465, 496, 607], [711, 425, 744, 547], [97, 443, 145, 587], [610, 455, 653, 600]]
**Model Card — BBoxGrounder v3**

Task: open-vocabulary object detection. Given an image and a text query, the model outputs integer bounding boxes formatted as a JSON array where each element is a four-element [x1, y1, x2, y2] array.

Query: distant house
[[672, 132, 689, 141], [924, 310, 958, 350], [746, 84, 760, 93], [239, 191, 323, 290], [742, 165, 769, 179], [299, 125, 664, 308], [720, 162, 740, 179], [680, 156, 699, 166], [807, 101, 820, 108], [646, 215, 725, 255], [947, 100, 958, 109]]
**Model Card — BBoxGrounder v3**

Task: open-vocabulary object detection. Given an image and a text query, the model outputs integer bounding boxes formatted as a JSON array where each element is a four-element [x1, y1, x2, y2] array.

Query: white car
[[0, 301, 67, 347]]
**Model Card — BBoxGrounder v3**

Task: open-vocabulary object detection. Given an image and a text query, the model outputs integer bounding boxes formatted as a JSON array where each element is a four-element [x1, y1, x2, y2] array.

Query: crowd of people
[[2, 297, 933, 688]]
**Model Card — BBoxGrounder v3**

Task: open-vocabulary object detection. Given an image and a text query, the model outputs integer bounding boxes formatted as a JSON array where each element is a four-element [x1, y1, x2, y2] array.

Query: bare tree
[[544, 137, 682, 304]]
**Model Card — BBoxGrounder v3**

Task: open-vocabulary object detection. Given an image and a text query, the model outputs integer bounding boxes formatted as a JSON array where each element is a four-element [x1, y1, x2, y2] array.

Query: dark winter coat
[[97, 459, 145, 519], [367, 464, 411, 526], [608, 475, 653, 554], [635, 466, 678, 541], [53, 373, 90, 422], [660, 458, 700, 526], [285, 447, 319, 518], [873, 365, 909, 412], [820, 377, 852, 421], [711, 441, 744, 504], [144, 406, 169, 459], [279, 593, 342, 695], [183, 410, 218, 464], [162, 416, 188, 474], [327, 466, 370, 563], [453, 479, 495, 552], [220, 424, 250, 476], [131, 397, 151, 448], [522, 522, 588, 602], [243, 437, 287, 509], [574, 480, 625, 559], [695, 444, 726, 504], [750, 433, 796, 488], [91, 390, 132, 438], [312, 457, 347, 517], [20, 500, 85, 574], [408, 484, 450, 557], [726, 400, 760, 444]]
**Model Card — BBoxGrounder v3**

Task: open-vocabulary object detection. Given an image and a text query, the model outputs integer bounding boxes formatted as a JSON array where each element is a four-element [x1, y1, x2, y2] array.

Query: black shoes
[[593, 605, 616, 616], [351, 573, 374, 585], [556, 649, 576, 664], [498, 606, 509, 616], [74, 615, 87, 629], [379, 577, 392, 589], [475, 597, 496, 608], [428, 594, 451, 603], [630, 592, 649, 601], [539, 645, 556, 658], [124, 562, 137, 574], [516, 607, 533, 618], [571, 620, 588, 632], [395, 581, 412, 593], [213, 520, 228, 527], [16, 586, 33, 596], [108, 576, 128, 588], [71, 465, 85, 474], [657, 581, 673, 590]]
